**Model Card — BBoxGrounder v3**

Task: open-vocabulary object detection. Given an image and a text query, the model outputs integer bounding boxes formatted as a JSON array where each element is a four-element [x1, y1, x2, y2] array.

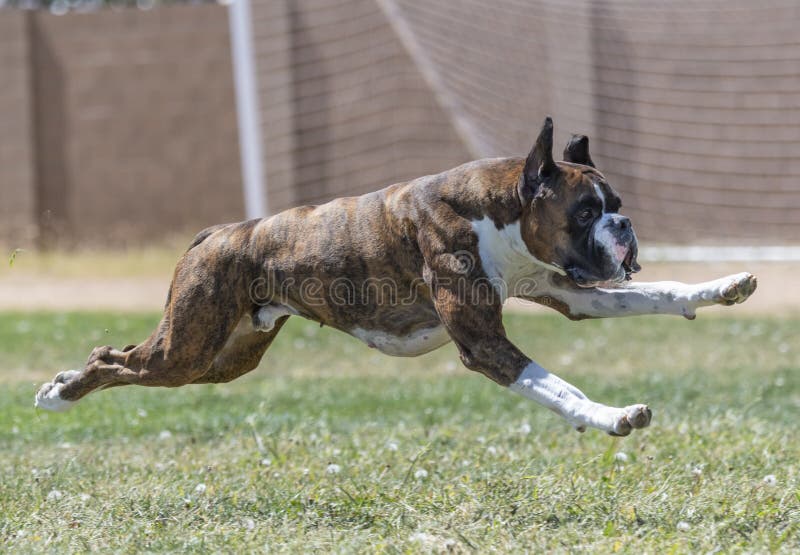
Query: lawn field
[[1, 311, 798, 552]]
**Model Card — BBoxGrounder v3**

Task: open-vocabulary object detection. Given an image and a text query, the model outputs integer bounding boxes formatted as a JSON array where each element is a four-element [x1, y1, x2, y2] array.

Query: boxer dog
[[35, 117, 756, 436]]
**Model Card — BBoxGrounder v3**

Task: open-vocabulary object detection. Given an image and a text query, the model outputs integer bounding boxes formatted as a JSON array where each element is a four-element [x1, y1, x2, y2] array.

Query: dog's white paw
[[34, 370, 80, 412], [608, 404, 652, 437], [715, 273, 757, 306]]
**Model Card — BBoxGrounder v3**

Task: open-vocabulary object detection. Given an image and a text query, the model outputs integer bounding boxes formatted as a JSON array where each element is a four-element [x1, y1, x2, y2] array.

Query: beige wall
[[1, 5, 245, 247], [31, 5, 245, 246], [0, 12, 37, 245]]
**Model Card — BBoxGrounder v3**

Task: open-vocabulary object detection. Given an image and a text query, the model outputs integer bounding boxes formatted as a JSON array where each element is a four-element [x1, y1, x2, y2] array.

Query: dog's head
[[518, 117, 640, 287]]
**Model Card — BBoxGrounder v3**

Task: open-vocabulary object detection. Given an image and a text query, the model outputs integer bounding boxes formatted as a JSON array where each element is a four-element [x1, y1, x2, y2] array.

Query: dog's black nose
[[610, 214, 631, 231]]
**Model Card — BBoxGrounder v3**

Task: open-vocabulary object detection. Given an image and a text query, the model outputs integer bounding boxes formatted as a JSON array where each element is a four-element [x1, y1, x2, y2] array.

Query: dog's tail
[[186, 223, 233, 252]]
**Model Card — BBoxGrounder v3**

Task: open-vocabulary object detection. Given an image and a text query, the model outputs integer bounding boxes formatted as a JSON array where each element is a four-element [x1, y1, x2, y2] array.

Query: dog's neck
[[470, 217, 565, 301]]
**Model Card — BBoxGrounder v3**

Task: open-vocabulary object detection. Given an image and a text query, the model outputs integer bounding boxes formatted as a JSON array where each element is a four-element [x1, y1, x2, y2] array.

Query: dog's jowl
[[35, 117, 756, 436]]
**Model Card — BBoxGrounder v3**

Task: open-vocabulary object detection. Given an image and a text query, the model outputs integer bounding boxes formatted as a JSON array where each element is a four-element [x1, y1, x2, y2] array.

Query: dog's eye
[[576, 208, 594, 224]]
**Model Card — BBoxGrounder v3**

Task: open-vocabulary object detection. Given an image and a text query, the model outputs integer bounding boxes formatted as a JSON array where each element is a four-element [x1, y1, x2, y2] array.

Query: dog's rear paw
[[718, 273, 757, 306], [35, 370, 80, 412], [608, 404, 652, 437], [54, 370, 81, 384]]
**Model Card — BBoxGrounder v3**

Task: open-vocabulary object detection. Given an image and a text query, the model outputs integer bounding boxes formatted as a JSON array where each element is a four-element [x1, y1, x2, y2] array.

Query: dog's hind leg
[[34, 308, 244, 411], [35, 224, 261, 411], [50, 313, 289, 397]]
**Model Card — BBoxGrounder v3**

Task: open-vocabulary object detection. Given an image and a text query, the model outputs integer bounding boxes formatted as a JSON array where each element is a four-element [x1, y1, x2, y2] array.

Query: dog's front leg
[[536, 272, 756, 320], [432, 284, 651, 436]]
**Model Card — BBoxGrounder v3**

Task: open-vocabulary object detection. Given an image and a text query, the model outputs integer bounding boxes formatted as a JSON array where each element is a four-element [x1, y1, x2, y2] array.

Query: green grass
[[1, 312, 798, 552]]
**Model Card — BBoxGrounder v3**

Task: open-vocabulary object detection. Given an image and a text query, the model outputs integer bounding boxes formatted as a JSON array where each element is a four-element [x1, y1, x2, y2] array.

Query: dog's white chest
[[349, 325, 450, 357], [470, 218, 564, 300]]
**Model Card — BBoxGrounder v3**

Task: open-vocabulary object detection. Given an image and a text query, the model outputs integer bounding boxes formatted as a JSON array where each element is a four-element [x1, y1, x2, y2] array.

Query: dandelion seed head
[[46, 489, 63, 501], [194, 483, 206, 494], [677, 521, 691, 532], [409, 532, 433, 544], [614, 452, 628, 463], [414, 469, 428, 479], [326, 463, 341, 475], [763, 474, 777, 486], [158, 430, 172, 440]]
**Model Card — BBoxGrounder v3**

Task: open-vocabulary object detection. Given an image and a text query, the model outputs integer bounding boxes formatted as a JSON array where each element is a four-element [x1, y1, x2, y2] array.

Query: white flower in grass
[[409, 532, 433, 544], [326, 463, 341, 475], [486, 446, 498, 456], [194, 483, 207, 495], [243, 518, 256, 530], [677, 521, 691, 532], [614, 452, 628, 463], [260, 458, 271, 467], [414, 469, 428, 480], [519, 422, 532, 435], [385, 440, 399, 452], [79, 493, 91, 503], [158, 430, 172, 440], [46, 489, 63, 501], [692, 466, 703, 478], [137, 408, 148, 418], [763, 474, 777, 486]]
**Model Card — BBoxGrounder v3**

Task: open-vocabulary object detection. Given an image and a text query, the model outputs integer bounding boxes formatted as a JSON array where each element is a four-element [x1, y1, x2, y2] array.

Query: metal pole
[[228, 0, 267, 219]]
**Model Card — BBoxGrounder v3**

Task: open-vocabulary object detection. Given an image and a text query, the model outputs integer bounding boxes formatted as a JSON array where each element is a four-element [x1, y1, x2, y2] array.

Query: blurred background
[[1, 0, 799, 311]]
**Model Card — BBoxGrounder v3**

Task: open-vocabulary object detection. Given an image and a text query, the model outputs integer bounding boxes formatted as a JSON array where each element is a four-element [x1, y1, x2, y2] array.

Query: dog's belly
[[348, 325, 451, 357]]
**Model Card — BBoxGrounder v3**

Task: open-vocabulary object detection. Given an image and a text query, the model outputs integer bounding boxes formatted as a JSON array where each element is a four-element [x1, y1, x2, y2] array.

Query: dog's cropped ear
[[563, 134, 595, 168], [520, 116, 559, 202]]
